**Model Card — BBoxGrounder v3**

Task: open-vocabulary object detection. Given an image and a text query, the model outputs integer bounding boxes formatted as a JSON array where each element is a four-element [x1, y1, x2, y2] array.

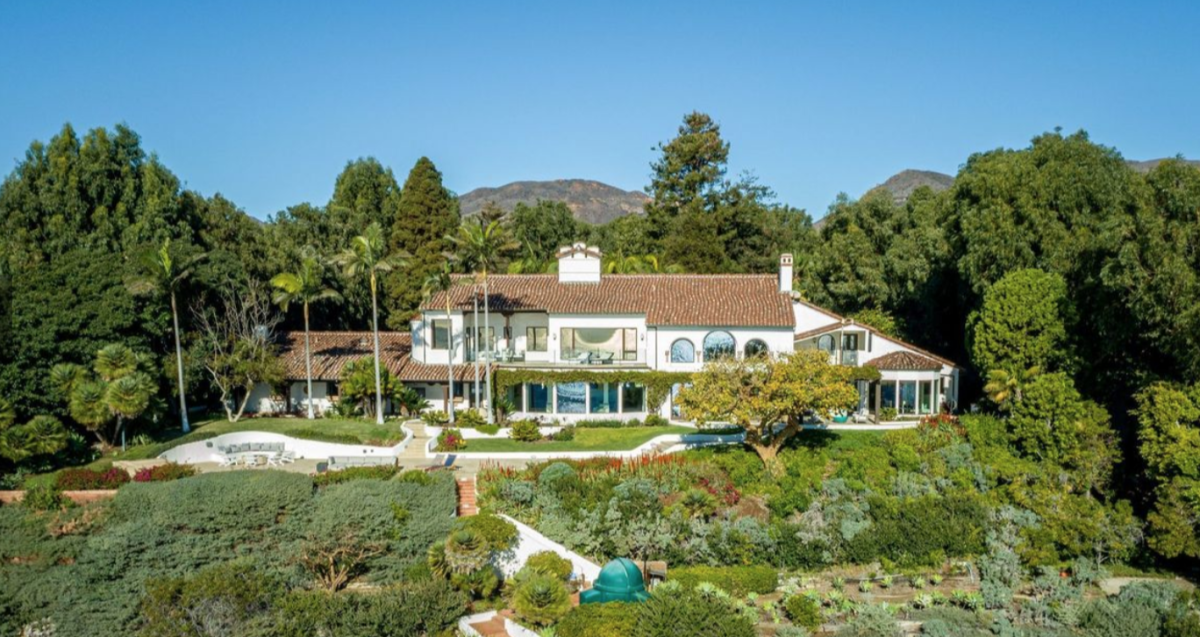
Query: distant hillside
[[868, 169, 955, 203], [460, 179, 648, 225], [1127, 158, 1200, 173]]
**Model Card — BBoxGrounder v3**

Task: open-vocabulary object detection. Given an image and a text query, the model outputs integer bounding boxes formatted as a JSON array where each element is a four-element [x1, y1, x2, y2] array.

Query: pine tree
[[387, 157, 460, 327]]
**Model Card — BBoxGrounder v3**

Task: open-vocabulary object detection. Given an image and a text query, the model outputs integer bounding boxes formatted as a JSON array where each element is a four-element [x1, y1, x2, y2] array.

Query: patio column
[[874, 381, 882, 421]]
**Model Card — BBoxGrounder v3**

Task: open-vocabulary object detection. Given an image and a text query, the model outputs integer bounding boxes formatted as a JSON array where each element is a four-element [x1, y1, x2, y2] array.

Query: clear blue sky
[[1, 1, 1197, 220]]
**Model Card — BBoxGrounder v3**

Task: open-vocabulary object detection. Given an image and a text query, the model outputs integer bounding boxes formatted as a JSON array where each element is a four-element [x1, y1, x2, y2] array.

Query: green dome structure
[[580, 558, 651, 604]]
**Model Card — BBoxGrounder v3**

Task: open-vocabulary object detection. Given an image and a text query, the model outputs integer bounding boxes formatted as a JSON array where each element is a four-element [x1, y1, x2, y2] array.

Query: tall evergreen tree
[[387, 157, 459, 327]]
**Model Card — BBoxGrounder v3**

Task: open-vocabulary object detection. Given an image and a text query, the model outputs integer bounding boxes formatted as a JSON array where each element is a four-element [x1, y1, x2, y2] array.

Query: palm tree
[[56, 344, 155, 450], [423, 261, 462, 424], [272, 248, 342, 419], [126, 238, 206, 433], [333, 223, 409, 425], [984, 366, 1040, 409], [447, 221, 518, 424]]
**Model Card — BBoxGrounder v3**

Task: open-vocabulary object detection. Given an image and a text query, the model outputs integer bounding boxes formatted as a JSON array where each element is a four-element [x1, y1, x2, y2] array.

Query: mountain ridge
[[459, 179, 648, 225]]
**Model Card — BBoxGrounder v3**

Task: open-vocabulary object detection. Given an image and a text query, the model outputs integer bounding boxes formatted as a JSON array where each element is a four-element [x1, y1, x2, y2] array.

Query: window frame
[[526, 326, 548, 352], [669, 338, 695, 363], [431, 319, 451, 350]]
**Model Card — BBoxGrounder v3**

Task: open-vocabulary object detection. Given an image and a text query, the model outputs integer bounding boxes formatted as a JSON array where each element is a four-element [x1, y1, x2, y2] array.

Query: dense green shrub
[[21, 483, 66, 511], [512, 571, 572, 626], [395, 469, 433, 485], [55, 467, 130, 490], [668, 565, 778, 597], [1164, 591, 1200, 637], [139, 560, 281, 636], [1078, 581, 1181, 637], [785, 593, 821, 630], [272, 579, 467, 637], [455, 409, 486, 429], [511, 419, 542, 442], [290, 427, 362, 445], [525, 551, 573, 581], [313, 464, 401, 487], [476, 422, 501, 435], [454, 512, 518, 552], [644, 413, 669, 427], [557, 601, 637, 637], [420, 410, 448, 427], [633, 583, 755, 637], [575, 419, 640, 428], [839, 603, 903, 637], [551, 426, 576, 441], [132, 463, 196, 483]]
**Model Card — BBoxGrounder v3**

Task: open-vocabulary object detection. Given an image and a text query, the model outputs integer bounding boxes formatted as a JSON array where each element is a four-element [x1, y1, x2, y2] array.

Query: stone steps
[[457, 476, 478, 517]]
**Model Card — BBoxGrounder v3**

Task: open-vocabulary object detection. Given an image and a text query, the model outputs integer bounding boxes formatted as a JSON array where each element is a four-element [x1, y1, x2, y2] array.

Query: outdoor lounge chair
[[565, 351, 590, 364], [592, 351, 615, 364], [217, 455, 236, 467], [279, 450, 296, 464]]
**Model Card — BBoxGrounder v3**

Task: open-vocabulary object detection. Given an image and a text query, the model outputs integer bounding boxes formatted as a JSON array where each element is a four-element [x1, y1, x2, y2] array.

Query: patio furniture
[[279, 450, 296, 464], [592, 351, 615, 364], [217, 455, 236, 467], [565, 351, 590, 364], [328, 456, 396, 469]]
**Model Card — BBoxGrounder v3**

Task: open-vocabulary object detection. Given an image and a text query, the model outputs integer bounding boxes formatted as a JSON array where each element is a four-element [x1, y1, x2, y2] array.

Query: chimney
[[557, 243, 602, 284], [779, 254, 793, 293]]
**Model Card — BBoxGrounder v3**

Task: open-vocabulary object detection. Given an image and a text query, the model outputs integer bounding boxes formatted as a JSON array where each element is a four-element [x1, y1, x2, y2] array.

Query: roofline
[[792, 319, 959, 368]]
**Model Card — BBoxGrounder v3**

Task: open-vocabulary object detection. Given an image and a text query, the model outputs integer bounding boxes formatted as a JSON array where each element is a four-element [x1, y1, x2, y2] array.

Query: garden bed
[[456, 425, 694, 453]]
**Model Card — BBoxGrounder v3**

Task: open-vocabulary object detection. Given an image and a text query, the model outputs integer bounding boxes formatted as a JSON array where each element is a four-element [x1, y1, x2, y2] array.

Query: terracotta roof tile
[[424, 274, 793, 327], [865, 351, 944, 371], [793, 319, 959, 368], [276, 331, 487, 383]]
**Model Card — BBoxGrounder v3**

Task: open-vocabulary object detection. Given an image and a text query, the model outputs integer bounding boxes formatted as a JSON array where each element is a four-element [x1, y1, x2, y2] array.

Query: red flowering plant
[[55, 467, 131, 490], [436, 428, 466, 452], [133, 463, 197, 483]]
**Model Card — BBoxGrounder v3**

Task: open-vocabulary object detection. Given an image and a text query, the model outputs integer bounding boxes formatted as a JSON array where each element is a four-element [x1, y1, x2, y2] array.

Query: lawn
[[461, 425, 695, 453]]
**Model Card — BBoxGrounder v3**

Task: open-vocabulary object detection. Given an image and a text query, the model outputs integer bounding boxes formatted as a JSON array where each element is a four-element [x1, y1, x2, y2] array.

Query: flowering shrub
[[436, 428, 466, 452], [133, 463, 197, 483], [55, 467, 131, 490]]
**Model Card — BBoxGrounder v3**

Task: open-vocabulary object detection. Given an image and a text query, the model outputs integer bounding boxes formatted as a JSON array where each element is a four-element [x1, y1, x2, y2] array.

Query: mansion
[[253, 244, 960, 423]]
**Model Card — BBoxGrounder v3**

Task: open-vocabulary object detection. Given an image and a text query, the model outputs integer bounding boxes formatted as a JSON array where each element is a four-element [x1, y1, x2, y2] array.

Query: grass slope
[[461, 425, 693, 453]]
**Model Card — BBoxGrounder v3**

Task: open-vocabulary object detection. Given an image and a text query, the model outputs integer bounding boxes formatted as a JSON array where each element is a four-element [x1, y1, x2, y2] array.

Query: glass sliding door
[[527, 383, 550, 413], [621, 382, 645, 413], [899, 381, 917, 415], [880, 382, 896, 410], [556, 382, 586, 413], [919, 380, 933, 414], [589, 382, 619, 414]]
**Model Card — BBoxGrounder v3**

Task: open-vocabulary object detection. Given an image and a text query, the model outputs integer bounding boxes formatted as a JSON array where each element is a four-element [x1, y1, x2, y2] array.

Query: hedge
[[55, 467, 130, 490], [667, 564, 778, 596], [557, 601, 637, 637]]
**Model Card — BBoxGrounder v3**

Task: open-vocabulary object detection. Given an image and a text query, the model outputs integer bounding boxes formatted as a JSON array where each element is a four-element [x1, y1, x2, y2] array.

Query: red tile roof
[[276, 331, 485, 383], [792, 317, 958, 368], [423, 274, 794, 327], [865, 351, 944, 371]]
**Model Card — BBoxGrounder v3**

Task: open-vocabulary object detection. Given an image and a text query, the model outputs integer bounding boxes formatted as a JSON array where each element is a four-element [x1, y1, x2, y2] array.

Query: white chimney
[[779, 254, 793, 293], [557, 243, 602, 284]]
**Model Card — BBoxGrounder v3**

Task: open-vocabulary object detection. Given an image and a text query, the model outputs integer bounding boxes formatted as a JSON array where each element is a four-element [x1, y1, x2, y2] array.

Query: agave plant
[[445, 529, 490, 574], [912, 575, 927, 590], [512, 573, 571, 627], [858, 580, 874, 593], [880, 574, 894, 589], [930, 573, 945, 586]]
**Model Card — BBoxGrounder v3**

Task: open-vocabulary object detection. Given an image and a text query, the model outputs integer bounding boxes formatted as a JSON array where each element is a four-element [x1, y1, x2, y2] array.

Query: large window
[[465, 327, 495, 360], [621, 382, 646, 412], [880, 382, 896, 410], [560, 328, 637, 361], [899, 381, 917, 414], [816, 335, 836, 353], [527, 383, 550, 413], [526, 327, 548, 352], [670, 339, 695, 363], [504, 384, 522, 411], [919, 380, 933, 414], [589, 382, 619, 414], [556, 382, 587, 413], [431, 320, 450, 350], [703, 331, 736, 361], [744, 339, 769, 359]]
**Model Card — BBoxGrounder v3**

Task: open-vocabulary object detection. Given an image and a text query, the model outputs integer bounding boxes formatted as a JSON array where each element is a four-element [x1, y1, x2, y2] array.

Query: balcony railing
[[466, 347, 646, 366]]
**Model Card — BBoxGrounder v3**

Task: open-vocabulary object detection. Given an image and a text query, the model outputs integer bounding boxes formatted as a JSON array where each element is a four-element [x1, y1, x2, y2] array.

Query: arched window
[[744, 339, 769, 359], [703, 331, 736, 361], [816, 334, 836, 353], [670, 339, 695, 363]]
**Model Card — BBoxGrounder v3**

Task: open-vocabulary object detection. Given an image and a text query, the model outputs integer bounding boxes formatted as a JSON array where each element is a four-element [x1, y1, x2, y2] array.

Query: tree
[[508, 200, 580, 265], [52, 343, 156, 449], [645, 111, 730, 241], [423, 262, 461, 423], [1134, 382, 1200, 558], [970, 268, 1073, 379], [338, 357, 406, 420], [675, 350, 860, 474], [334, 222, 409, 425], [126, 238, 207, 433], [1007, 373, 1117, 493], [271, 248, 342, 419], [0, 399, 69, 464], [848, 308, 900, 338], [388, 157, 460, 326], [192, 284, 283, 423], [448, 220, 518, 424]]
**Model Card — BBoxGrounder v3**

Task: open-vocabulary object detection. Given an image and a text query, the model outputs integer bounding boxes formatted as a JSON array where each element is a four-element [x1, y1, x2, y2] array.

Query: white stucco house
[[250, 244, 960, 422]]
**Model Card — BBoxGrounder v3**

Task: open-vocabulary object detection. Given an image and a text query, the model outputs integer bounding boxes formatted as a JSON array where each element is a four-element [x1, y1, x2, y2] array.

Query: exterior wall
[[652, 326, 794, 372], [415, 311, 466, 366], [288, 380, 333, 414], [794, 302, 841, 333], [245, 383, 279, 414], [498, 312, 551, 363]]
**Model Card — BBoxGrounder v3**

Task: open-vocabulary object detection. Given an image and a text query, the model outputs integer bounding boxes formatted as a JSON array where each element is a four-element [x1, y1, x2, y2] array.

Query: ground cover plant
[[0, 468, 457, 636]]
